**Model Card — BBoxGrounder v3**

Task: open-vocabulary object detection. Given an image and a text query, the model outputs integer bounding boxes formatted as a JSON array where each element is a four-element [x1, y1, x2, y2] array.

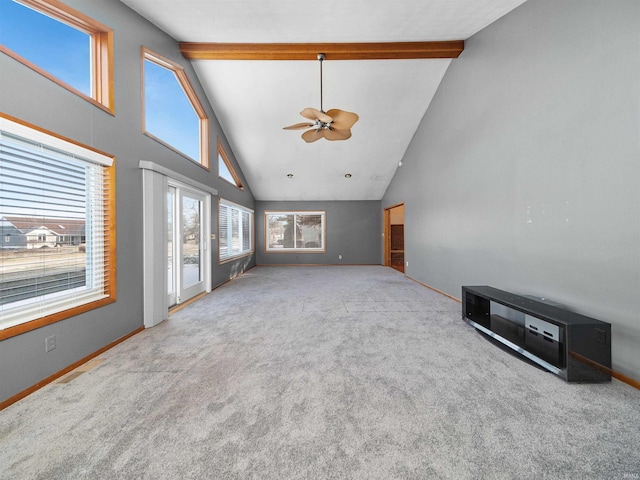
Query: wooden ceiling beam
[[179, 41, 464, 61]]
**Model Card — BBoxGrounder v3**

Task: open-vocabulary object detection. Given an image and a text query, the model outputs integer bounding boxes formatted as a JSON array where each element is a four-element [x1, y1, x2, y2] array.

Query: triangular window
[[218, 140, 243, 189]]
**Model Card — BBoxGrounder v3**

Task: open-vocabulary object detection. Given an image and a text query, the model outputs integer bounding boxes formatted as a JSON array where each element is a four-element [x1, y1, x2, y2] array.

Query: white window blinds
[[219, 199, 253, 262], [0, 117, 113, 331]]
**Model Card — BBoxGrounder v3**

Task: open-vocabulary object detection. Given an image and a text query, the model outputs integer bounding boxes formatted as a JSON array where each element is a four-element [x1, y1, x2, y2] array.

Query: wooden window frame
[[0, 113, 116, 341], [264, 210, 327, 254], [0, 0, 114, 114], [141, 47, 210, 169], [217, 139, 244, 190]]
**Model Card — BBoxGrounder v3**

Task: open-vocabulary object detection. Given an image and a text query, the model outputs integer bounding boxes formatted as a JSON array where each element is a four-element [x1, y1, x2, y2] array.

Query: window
[[218, 139, 243, 189], [265, 211, 326, 253], [0, 0, 114, 113], [219, 199, 253, 263], [0, 113, 116, 340], [142, 48, 209, 168]]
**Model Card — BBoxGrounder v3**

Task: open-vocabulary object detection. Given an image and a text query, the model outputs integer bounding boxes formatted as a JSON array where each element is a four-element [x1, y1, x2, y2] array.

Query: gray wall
[[382, 0, 640, 380], [255, 201, 382, 265], [0, 0, 255, 404]]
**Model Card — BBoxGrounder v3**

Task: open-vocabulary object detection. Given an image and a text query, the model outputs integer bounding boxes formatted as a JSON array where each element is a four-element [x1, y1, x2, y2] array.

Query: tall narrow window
[[218, 139, 243, 189], [142, 48, 209, 168], [0, 0, 114, 113], [219, 199, 253, 263], [265, 211, 326, 253], [0, 114, 116, 339]]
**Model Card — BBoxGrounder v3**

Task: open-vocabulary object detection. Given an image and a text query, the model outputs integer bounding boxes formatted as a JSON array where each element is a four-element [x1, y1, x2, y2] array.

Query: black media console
[[462, 286, 611, 383]]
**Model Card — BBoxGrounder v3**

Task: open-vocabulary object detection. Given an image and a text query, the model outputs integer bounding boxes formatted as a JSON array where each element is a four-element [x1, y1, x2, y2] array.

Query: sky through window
[[0, 0, 91, 96], [144, 59, 201, 162]]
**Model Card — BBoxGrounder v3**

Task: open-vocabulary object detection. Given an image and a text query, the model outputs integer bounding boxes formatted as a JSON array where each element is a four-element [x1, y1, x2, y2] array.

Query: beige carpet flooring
[[1, 266, 639, 479]]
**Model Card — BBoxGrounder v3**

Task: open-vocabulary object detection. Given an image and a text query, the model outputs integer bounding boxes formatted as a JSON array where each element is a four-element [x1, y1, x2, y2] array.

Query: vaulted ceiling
[[120, 0, 528, 201]]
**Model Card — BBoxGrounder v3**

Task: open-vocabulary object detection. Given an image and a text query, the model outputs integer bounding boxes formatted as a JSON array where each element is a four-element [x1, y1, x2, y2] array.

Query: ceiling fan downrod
[[318, 53, 325, 114]]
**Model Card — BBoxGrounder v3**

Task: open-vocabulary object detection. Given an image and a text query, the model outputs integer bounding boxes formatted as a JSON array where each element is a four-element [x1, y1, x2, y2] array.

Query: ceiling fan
[[283, 53, 359, 143]]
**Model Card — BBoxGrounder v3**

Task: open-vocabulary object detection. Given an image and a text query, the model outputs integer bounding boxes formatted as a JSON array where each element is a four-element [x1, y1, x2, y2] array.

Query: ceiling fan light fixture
[[283, 53, 358, 143]]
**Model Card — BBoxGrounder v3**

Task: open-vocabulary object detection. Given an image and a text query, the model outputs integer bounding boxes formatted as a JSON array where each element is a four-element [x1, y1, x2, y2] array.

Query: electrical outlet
[[45, 335, 56, 352], [406, 261, 409, 267], [339, 255, 342, 260]]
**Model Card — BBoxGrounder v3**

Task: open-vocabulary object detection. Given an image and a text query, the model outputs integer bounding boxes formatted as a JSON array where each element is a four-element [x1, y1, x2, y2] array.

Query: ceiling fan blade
[[283, 122, 313, 130], [301, 129, 324, 143], [324, 128, 352, 141], [300, 107, 333, 124], [326, 109, 359, 130]]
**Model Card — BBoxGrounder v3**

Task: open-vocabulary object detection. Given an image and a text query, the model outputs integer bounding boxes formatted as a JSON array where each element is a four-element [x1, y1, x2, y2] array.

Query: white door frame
[[169, 180, 210, 306]]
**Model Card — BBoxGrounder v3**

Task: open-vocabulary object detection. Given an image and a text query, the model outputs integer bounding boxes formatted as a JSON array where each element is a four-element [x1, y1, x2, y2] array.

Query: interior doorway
[[384, 203, 405, 273]]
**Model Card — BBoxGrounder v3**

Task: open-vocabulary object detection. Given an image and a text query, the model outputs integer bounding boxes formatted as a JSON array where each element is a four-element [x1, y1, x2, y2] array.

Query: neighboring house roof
[[1, 216, 85, 236], [24, 226, 58, 236], [0, 219, 23, 235], [0, 217, 18, 228]]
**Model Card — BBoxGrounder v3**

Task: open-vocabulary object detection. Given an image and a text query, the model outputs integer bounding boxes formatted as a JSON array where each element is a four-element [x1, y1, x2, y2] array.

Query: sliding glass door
[[167, 185, 207, 307]]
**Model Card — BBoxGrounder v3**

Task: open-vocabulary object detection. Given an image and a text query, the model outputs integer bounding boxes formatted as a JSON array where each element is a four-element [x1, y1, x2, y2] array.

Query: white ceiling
[[120, 0, 527, 201]]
